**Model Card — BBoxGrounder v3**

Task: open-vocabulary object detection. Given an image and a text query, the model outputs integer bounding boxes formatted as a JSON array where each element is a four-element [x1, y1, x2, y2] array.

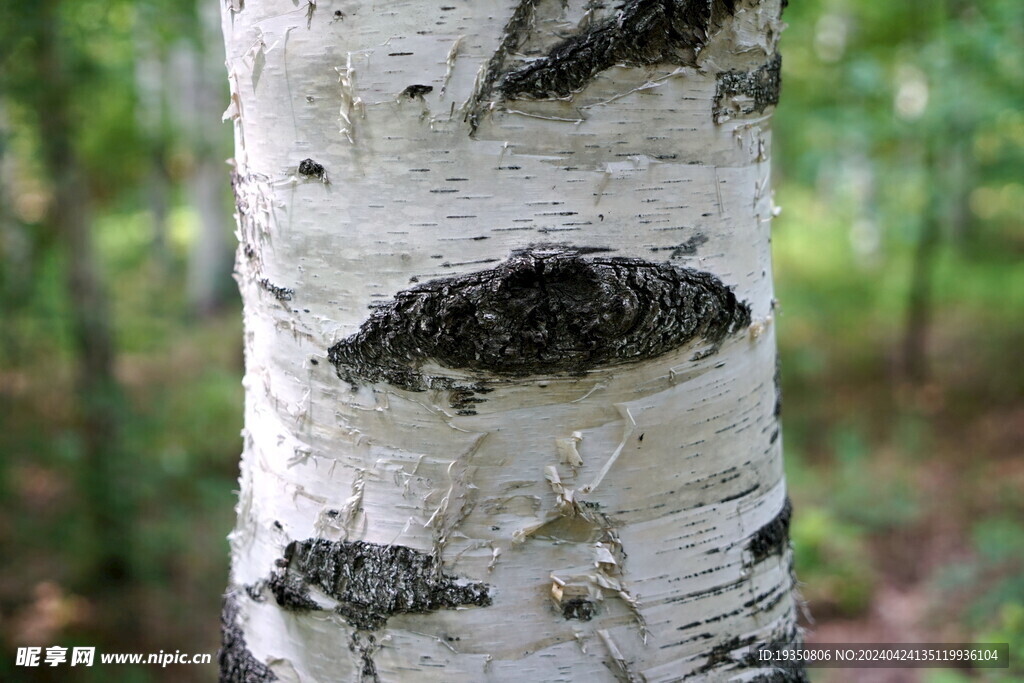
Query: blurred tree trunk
[[902, 133, 973, 385], [184, 0, 233, 318], [902, 201, 940, 384], [186, 155, 232, 316], [219, 1, 802, 681], [33, 0, 132, 589], [0, 104, 34, 360], [136, 43, 174, 271], [137, 0, 235, 316]]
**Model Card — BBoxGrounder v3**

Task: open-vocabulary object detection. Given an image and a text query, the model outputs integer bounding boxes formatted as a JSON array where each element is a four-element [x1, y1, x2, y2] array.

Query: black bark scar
[[697, 626, 807, 679], [219, 594, 277, 682], [259, 278, 294, 302], [328, 248, 750, 392], [268, 539, 491, 631], [298, 158, 326, 180], [499, 0, 728, 100], [747, 497, 792, 563], [562, 597, 597, 621], [773, 353, 782, 418], [713, 53, 782, 122], [401, 84, 433, 99], [466, 0, 541, 130]]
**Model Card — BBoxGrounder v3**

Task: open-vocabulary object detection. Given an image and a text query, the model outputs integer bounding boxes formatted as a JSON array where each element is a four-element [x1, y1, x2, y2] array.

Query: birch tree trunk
[[219, 1, 799, 681]]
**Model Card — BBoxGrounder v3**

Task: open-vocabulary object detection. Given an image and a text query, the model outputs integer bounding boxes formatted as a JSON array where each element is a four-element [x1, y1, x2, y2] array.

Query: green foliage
[[975, 603, 1024, 680], [777, 0, 1024, 297], [0, 1, 233, 674], [775, 0, 1023, 657], [934, 518, 1024, 630], [970, 602, 1024, 664], [791, 506, 876, 616], [829, 426, 921, 530]]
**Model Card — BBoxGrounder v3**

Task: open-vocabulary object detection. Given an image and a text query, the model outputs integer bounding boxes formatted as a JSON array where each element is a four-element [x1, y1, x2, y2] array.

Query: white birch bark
[[219, 1, 798, 681]]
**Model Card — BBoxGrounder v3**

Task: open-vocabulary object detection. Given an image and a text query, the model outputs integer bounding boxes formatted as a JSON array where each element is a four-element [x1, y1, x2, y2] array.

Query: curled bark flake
[[219, 594, 277, 682], [328, 248, 750, 391], [268, 539, 491, 631]]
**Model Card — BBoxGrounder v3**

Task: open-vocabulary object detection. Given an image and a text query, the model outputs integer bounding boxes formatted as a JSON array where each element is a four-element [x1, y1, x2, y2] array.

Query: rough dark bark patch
[[401, 84, 433, 98], [750, 670, 811, 683], [694, 626, 807, 679], [297, 158, 326, 180], [697, 634, 757, 674], [499, 0, 728, 100], [258, 278, 294, 302], [746, 626, 810, 682], [268, 539, 491, 631], [219, 594, 277, 682], [652, 234, 709, 258], [713, 53, 782, 122], [466, 0, 540, 129], [328, 247, 750, 393], [747, 497, 792, 563], [562, 597, 596, 621], [773, 354, 782, 418]]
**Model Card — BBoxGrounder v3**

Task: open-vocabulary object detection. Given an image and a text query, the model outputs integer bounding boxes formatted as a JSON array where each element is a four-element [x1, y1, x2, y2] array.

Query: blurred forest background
[[0, 0, 1020, 680]]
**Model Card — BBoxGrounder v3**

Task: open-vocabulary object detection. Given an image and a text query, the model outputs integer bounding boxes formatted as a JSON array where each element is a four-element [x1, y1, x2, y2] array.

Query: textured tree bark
[[220, 1, 800, 681]]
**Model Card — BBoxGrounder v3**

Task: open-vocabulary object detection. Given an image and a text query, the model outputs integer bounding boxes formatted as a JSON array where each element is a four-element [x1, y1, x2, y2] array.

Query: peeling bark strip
[[268, 539, 491, 630], [747, 497, 792, 563], [328, 248, 750, 391], [219, 595, 276, 683], [499, 0, 730, 100], [713, 53, 782, 122]]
